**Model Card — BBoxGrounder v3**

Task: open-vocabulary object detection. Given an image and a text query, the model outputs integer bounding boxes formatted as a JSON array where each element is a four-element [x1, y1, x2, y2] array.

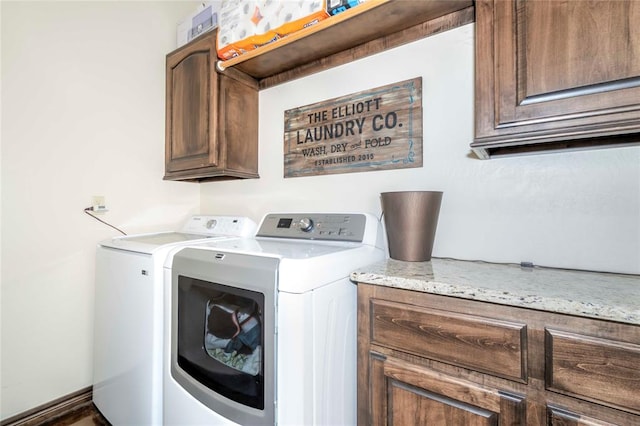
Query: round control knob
[[206, 219, 217, 229], [298, 218, 314, 232]]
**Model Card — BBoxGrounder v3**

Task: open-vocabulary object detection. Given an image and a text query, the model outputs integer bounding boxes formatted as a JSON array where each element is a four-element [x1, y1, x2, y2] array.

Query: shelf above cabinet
[[216, 0, 474, 89]]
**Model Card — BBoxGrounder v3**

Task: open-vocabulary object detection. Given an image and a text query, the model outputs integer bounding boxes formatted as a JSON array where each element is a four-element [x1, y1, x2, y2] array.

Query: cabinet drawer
[[546, 329, 640, 414], [370, 299, 527, 381]]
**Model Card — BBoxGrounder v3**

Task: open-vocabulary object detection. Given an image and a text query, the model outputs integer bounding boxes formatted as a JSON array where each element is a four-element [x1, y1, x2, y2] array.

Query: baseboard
[[1, 387, 94, 426]]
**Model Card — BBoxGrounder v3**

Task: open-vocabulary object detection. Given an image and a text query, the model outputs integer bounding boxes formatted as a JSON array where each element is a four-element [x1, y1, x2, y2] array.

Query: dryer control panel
[[257, 213, 368, 242]]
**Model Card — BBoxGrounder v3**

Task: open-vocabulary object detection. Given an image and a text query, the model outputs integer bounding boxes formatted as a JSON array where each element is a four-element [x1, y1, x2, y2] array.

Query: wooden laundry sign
[[283, 77, 422, 178]]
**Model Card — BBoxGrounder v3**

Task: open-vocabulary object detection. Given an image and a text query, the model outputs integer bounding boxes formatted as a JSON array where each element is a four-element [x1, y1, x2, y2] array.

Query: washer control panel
[[181, 215, 257, 237], [257, 213, 367, 242]]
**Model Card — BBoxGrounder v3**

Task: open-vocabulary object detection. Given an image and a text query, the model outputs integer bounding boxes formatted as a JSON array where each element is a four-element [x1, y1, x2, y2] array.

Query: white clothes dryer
[[92, 215, 256, 426], [163, 213, 386, 425]]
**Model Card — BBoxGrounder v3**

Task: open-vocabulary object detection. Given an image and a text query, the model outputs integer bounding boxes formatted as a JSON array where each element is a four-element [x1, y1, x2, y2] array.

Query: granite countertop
[[351, 258, 640, 326]]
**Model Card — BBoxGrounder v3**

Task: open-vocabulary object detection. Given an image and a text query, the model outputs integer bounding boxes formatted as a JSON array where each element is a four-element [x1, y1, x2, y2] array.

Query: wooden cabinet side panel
[[357, 284, 375, 426], [219, 73, 259, 176]]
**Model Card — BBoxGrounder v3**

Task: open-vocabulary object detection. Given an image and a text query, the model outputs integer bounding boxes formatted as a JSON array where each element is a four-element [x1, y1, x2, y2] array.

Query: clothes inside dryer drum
[[204, 297, 262, 376]]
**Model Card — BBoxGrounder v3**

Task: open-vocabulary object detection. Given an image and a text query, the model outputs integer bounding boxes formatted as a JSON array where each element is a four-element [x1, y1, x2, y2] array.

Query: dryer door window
[[176, 276, 265, 409]]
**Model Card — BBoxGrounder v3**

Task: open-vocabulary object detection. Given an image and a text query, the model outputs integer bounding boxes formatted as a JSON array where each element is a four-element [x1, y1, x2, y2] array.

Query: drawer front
[[370, 299, 527, 381], [546, 329, 640, 414]]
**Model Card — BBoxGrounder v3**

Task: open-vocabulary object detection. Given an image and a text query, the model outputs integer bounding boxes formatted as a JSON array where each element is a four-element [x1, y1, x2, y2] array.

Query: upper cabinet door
[[473, 0, 640, 158], [165, 33, 218, 175], [164, 30, 259, 182]]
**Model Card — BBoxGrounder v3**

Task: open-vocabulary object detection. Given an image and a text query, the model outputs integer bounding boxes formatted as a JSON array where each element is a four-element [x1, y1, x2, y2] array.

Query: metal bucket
[[380, 191, 443, 262]]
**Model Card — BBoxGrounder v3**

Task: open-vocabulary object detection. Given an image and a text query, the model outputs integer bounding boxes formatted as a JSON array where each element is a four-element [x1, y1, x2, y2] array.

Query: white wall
[[1, 1, 199, 419], [201, 24, 640, 275]]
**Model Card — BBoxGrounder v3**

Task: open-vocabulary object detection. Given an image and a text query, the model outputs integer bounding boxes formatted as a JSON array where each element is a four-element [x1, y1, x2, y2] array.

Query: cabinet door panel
[[501, 0, 640, 120], [473, 0, 640, 156], [548, 405, 619, 426], [170, 53, 212, 162], [165, 34, 218, 174], [545, 329, 640, 414], [382, 357, 525, 426], [524, 1, 640, 97], [370, 299, 527, 382], [389, 382, 497, 426]]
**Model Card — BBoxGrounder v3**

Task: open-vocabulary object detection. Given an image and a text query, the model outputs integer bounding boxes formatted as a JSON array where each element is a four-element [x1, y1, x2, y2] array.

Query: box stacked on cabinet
[[177, 2, 222, 48], [217, 0, 329, 60]]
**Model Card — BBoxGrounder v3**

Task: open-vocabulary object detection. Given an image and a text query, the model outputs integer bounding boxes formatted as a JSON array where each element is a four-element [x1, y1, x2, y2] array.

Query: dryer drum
[[205, 298, 262, 375]]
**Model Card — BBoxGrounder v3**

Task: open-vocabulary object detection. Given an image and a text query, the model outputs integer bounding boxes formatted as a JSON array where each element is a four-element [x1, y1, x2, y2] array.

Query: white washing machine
[[163, 212, 386, 425], [92, 215, 257, 426]]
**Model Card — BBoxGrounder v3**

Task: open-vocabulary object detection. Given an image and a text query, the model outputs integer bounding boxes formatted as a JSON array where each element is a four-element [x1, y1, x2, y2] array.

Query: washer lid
[[98, 215, 257, 255], [100, 232, 221, 254]]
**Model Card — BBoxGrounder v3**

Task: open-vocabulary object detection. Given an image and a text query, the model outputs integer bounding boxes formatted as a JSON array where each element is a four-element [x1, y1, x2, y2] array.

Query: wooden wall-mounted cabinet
[[357, 284, 640, 425], [165, 30, 259, 182], [473, 0, 640, 158]]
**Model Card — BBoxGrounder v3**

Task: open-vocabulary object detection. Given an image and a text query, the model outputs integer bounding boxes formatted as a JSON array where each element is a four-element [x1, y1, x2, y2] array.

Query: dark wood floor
[[39, 403, 109, 426], [1, 388, 111, 426]]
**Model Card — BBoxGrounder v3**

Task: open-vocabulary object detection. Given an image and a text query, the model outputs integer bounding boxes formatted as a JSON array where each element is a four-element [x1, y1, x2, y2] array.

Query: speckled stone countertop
[[351, 258, 640, 325]]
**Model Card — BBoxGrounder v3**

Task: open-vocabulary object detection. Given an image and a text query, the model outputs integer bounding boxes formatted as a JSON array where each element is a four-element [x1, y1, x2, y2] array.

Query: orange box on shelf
[[270, 0, 329, 37], [217, 0, 329, 60], [217, 0, 279, 60]]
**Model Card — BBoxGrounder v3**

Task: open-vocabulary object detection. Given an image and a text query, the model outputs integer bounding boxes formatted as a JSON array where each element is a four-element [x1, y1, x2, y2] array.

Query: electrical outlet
[[92, 196, 108, 213]]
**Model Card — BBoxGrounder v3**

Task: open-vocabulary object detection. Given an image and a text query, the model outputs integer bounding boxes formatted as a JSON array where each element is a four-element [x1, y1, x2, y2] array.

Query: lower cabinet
[[357, 284, 640, 425], [372, 355, 526, 425]]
